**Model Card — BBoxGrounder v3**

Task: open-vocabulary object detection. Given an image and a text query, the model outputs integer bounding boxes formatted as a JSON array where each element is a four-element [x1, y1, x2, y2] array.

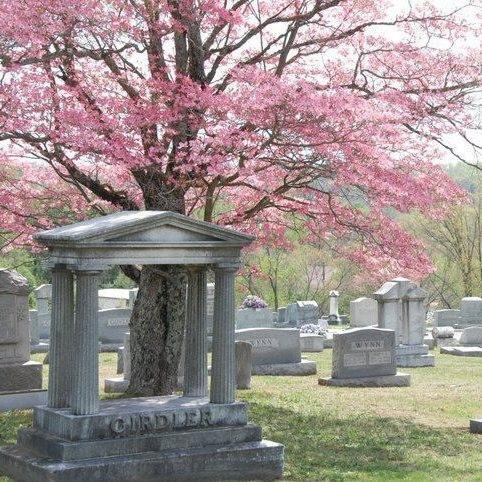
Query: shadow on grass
[[245, 398, 480, 481]]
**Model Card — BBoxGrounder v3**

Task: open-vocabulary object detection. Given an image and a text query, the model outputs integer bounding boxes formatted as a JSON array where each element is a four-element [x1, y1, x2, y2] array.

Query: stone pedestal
[[0, 395, 284, 481]]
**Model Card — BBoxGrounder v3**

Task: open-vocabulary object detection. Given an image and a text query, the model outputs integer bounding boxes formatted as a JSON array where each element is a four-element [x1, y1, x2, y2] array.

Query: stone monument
[[350, 297, 378, 327], [328, 290, 342, 324], [0, 211, 283, 481], [319, 327, 410, 387], [235, 328, 316, 375], [285, 300, 319, 326], [105, 332, 131, 393], [235, 341, 252, 390], [0, 270, 46, 412], [373, 277, 435, 367], [235, 307, 274, 330]]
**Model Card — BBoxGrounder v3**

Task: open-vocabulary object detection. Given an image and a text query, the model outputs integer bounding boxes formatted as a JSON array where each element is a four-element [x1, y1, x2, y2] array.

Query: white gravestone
[[373, 277, 434, 367], [459, 326, 482, 346], [98, 309, 132, 344], [35, 284, 52, 339], [235, 328, 316, 375], [460, 297, 482, 326], [434, 309, 461, 327], [350, 297, 378, 327], [328, 291, 342, 324], [319, 327, 410, 387]]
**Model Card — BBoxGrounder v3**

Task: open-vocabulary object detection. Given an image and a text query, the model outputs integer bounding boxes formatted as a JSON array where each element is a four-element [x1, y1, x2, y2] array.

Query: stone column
[[71, 270, 101, 415], [48, 266, 74, 408], [184, 267, 208, 397], [210, 263, 238, 404]]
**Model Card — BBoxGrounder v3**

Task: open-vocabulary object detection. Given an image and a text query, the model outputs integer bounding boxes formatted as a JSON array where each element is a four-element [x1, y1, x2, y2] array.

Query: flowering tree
[[0, 0, 479, 394]]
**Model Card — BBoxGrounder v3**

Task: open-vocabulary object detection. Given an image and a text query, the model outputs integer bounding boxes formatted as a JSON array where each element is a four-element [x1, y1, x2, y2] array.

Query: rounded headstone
[[432, 326, 455, 339]]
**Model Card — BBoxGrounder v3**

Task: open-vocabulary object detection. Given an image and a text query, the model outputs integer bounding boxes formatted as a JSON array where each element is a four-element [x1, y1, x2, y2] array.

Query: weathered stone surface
[[17, 424, 263, 461], [0, 389, 47, 413], [350, 297, 378, 327], [319, 373, 410, 387], [459, 326, 482, 346], [300, 334, 324, 352], [98, 309, 132, 344], [332, 328, 397, 379], [433, 309, 461, 327], [374, 278, 434, 367], [469, 419, 482, 434], [440, 346, 482, 357], [235, 341, 252, 389], [460, 297, 482, 326], [117, 347, 124, 374], [235, 308, 274, 330], [34, 396, 248, 441], [0, 438, 284, 482], [432, 326, 455, 338], [328, 291, 342, 324], [34, 284, 52, 339], [235, 328, 301, 365], [251, 359, 316, 376], [424, 334, 435, 350], [285, 301, 319, 326], [29, 310, 40, 345], [0, 270, 31, 367], [98, 289, 131, 310], [0, 361, 43, 392], [277, 307, 286, 324]]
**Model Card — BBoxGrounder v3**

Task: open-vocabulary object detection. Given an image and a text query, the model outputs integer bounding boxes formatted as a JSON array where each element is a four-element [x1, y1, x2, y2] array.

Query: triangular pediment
[[35, 211, 254, 247]]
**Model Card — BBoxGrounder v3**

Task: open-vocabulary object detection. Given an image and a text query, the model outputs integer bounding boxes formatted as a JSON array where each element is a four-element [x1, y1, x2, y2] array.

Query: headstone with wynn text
[[0, 270, 46, 411], [319, 327, 410, 387], [235, 328, 316, 375]]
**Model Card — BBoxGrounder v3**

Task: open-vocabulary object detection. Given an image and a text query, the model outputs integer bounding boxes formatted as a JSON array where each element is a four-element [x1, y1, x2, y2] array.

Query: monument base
[[0, 361, 42, 392], [0, 395, 284, 481], [396, 345, 435, 367], [0, 389, 47, 413], [440, 346, 482, 357], [396, 354, 435, 367], [469, 419, 482, 434], [318, 373, 410, 387], [251, 359, 317, 376]]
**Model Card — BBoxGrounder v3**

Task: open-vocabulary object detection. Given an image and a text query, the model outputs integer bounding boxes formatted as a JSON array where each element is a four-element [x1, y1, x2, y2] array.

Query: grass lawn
[[0, 350, 481, 481]]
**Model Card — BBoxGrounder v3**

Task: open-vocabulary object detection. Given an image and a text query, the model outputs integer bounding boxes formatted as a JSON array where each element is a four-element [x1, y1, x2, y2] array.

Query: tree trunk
[[128, 264, 187, 396], [127, 175, 188, 396]]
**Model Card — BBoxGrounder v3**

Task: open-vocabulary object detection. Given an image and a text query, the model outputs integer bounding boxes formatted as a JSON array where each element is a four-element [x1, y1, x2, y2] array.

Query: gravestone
[[277, 307, 287, 324], [350, 297, 378, 327], [460, 297, 482, 326], [434, 309, 461, 327], [373, 277, 434, 367], [235, 341, 252, 390], [285, 301, 319, 326], [300, 334, 324, 352], [29, 310, 40, 345], [469, 419, 482, 434], [98, 288, 131, 309], [328, 290, 342, 324], [0, 270, 46, 411], [98, 308, 132, 344], [235, 328, 316, 375], [319, 327, 410, 387], [235, 308, 274, 330], [35, 284, 52, 339], [459, 326, 482, 346]]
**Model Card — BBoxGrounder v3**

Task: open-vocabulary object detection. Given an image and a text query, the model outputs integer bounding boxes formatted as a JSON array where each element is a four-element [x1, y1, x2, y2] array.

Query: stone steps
[[0, 438, 284, 482], [18, 424, 262, 461]]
